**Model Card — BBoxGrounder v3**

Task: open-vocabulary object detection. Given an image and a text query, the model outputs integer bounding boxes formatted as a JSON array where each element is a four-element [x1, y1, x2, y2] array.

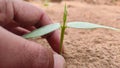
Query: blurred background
[[23, 0, 120, 5]]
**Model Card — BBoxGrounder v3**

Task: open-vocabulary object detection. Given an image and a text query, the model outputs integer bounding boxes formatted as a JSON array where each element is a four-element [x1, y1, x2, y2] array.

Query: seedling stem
[[60, 4, 67, 54]]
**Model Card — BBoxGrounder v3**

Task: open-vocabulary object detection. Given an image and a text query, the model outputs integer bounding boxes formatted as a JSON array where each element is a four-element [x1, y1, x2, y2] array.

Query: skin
[[0, 0, 65, 68]]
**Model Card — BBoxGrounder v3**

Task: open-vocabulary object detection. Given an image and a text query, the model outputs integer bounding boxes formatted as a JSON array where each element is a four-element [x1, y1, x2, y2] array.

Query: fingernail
[[53, 53, 66, 68]]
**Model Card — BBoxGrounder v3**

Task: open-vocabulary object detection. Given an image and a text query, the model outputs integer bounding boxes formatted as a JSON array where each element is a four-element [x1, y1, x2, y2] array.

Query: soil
[[30, 0, 120, 68]]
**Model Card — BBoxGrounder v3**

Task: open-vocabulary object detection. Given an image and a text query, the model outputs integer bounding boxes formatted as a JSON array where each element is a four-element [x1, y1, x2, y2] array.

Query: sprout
[[60, 4, 67, 54], [44, 0, 49, 6], [23, 4, 120, 55]]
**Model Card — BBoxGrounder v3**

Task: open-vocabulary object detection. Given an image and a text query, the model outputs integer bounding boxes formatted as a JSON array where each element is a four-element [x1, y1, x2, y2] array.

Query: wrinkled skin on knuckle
[[12, 0, 43, 27], [0, 0, 44, 27], [0, 0, 14, 19], [0, 0, 14, 27], [24, 41, 54, 68]]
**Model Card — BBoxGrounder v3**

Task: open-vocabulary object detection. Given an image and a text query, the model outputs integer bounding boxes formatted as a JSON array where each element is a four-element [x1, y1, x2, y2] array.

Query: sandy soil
[[30, 0, 120, 68]]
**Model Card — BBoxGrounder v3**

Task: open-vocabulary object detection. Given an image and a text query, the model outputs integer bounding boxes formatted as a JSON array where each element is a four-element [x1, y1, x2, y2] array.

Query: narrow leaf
[[67, 22, 120, 31], [23, 23, 60, 38]]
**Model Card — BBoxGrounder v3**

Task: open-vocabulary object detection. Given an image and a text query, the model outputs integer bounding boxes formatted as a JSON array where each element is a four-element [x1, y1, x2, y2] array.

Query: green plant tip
[[63, 4, 67, 26]]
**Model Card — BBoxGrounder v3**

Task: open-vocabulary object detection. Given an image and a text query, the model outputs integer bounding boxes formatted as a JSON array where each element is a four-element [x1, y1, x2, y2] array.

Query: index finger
[[12, 0, 62, 53]]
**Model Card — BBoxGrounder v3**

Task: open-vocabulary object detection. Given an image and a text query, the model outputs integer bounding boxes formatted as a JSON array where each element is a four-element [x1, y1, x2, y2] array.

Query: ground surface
[[30, 0, 120, 68]]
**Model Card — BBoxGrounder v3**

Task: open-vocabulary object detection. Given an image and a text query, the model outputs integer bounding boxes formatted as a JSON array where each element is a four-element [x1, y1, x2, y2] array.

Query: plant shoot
[[23, 4, 120, 55], [60, 4, 67, 54]]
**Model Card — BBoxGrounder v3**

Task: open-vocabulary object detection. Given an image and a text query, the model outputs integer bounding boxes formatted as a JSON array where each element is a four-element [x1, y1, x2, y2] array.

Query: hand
[[0, 0, 65, 68]]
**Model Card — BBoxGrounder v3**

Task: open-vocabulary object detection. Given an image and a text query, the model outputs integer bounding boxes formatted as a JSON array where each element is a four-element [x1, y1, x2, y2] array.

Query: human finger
[[0, 26, 54, 68]]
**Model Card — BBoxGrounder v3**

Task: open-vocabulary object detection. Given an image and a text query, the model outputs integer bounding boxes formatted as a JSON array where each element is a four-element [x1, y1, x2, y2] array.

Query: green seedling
[[60, 4, 67, 54], [111, 0, 118, 3], [23, 5, 120, 54], [44, 0, 49, 6]]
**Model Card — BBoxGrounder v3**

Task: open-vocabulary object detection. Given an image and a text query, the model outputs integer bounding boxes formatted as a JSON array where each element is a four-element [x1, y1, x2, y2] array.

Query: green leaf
[[67, 22, 120, 31], [23, 23, 60, 38]]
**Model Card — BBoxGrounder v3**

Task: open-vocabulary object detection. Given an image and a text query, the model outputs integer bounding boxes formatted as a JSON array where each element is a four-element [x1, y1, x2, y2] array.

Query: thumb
[[54, 53, 66, 68], [0, 26, 54, 68]]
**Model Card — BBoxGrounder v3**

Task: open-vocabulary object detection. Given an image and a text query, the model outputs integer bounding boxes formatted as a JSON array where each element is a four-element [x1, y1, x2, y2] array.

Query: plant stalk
[[60, 4, 67, 54]]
